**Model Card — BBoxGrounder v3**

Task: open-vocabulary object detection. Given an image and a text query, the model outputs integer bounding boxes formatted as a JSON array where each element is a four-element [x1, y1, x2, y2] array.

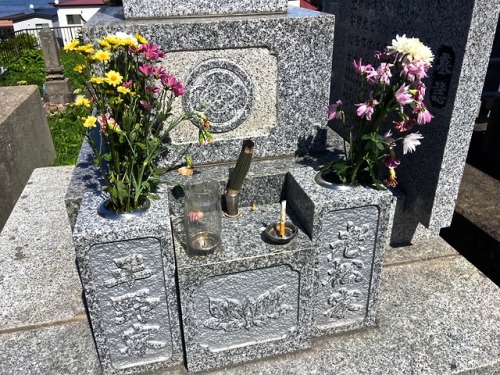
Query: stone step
[[1, 166, 499, 374], [0, 166, 100, 373], [441, 163, 500, 286]]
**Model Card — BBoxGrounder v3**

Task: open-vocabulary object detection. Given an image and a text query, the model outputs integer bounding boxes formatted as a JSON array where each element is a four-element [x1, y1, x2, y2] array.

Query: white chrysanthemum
[[403, 132, 424, 154], [114, 31, 138, 46], [389, 34, 434, 65]]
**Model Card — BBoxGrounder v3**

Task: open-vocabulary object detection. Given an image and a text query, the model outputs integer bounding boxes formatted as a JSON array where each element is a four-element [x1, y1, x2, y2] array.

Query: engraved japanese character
[[330, 221, 370, 258], [119, 323, 166, 357], [435, 52, 453, 75], [324, 259, 364, 288], [110, 288, 160, 324], [431, 80, 448, 106], [104, 254, 153, 289], [324, 288, 362, 319]]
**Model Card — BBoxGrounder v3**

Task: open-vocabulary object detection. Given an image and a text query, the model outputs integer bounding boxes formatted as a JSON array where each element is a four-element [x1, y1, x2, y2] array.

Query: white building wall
[[13, 17, 54, 32], [56, 6, 102, 28]]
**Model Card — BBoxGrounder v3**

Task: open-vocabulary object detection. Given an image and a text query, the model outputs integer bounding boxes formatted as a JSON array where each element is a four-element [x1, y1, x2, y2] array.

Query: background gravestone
[[39, 28, 74, 105], [322, 0, 500, 244]]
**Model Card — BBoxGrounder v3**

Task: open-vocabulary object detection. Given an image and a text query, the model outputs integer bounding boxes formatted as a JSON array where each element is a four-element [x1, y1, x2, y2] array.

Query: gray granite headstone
[[122, 0, 288, 19], [83, 7, 335, 167], [322, 0, 500, 244]]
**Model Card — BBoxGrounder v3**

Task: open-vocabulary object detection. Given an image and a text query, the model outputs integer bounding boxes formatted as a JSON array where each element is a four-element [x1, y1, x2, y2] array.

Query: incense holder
[[264, 222, 298, 244]]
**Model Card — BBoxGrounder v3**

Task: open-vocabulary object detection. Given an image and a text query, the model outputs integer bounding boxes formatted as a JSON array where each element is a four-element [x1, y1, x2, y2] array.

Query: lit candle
[[280, 200, 286, 237]]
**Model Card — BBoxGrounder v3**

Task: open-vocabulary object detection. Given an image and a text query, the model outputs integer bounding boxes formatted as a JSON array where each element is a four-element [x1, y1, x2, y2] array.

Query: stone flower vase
[[287, 167, 395, 336], [72, 192, 183, 374]]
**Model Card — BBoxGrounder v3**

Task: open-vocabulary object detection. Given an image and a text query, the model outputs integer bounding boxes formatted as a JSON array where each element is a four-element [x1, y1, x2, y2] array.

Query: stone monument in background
[[39, 28, 74, 105], [322, 0, 500, 244]]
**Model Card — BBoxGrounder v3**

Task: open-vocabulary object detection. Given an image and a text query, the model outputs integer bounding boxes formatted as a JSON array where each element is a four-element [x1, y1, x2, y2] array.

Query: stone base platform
[[1, 166, 499, 374]]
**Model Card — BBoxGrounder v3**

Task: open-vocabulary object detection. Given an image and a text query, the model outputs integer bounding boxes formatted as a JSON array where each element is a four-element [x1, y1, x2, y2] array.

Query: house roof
[[51, 0, 106, 6], [0, 13, 25, 21], [0, 20, 13, 27], [0, 10, 57, 22]]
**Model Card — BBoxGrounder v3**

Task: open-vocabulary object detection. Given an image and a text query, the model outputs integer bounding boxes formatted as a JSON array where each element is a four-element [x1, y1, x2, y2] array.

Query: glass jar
[[184, 178, 222, 255]]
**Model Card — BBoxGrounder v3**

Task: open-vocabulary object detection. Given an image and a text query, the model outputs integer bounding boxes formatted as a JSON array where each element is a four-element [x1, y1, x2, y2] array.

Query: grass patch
[[47, 105, 87, 165], [49, 50, 88, 165], [60, 50, 87, 91]]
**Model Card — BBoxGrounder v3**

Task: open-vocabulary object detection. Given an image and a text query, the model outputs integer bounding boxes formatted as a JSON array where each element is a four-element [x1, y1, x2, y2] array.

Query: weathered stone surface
[[0, 86, 55, 231], [64, 140, 102, 231], [0, 321, 100, 375], [453, 164, 500, 242], [322, 0, 500, 244], [122, 0, 288, 19], [84, 7, 334, 167], [73, 192, 183, 374], [0, 166, 84, 329], [172, 202, 314, 372]]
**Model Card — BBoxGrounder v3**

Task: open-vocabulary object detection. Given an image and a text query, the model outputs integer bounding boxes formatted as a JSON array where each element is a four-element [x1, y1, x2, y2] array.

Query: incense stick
[[280, 200, 286, 237]]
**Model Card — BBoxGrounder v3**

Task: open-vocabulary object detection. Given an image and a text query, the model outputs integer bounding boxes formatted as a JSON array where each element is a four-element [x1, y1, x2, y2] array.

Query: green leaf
[[101, 153, 112, 162]]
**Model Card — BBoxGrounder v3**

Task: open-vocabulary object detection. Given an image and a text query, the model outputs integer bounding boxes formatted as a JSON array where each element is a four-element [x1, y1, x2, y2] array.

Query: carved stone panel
[[89, 238, 173, 370], [193, 265, 299, 351], [162, 48, 277, 144], [314, 206, 379, 331]]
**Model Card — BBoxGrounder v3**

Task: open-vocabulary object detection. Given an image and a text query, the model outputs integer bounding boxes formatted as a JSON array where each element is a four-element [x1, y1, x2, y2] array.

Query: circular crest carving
[[182, 59, 254, 133]]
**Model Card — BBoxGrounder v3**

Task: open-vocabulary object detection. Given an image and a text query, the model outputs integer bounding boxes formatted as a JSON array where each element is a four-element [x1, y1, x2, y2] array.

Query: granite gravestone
[[322, 0, 500, 244], [73, 3, 336, 373], [39, 28, 74, 105], [82, 7, 335, 169], [122, 0, 288, 18]]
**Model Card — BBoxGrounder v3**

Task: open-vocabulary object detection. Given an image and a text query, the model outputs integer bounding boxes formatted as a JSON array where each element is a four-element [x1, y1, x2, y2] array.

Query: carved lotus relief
[[203, 285, 292, 331]]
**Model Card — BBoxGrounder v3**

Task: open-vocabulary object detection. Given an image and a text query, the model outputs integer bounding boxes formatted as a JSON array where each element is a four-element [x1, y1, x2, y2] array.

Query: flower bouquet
[[64, 33, 212, 213], [323, 34, 434, 188]]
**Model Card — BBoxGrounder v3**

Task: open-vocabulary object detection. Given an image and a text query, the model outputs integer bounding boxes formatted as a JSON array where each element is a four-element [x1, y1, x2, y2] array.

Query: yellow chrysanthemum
[[64, 39, 79, 51], [93, 49, 111, 62], [135, 33, 147, 44], [102, 33, 138, 49], [103, 35, 120, 46], [83, 116, 97, 128], [76, 44, 95, 55], [89, 77, 106, 84], [105, 70, 123, 87], [117, 86, 131, 95], [75, 96, 90, 107], [98, 39, 111, 49], [73, 64, 85, 73]]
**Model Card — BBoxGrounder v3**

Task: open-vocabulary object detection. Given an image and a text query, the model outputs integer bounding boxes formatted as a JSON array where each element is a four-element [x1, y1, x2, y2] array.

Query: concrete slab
[[440, 163, 500, 287], [0, 166, 85, 330], [0, 321, 100, 375], [453, 164, 500, 242], [385, 237, 458, 266]]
